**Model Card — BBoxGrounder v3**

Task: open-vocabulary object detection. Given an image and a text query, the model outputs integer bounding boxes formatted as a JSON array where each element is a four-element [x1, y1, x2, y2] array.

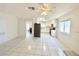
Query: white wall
[[56, 8, 79, 54], [18, 18, 26, 38], [0, 13, 18, 44], [6, 15, 18, 40]]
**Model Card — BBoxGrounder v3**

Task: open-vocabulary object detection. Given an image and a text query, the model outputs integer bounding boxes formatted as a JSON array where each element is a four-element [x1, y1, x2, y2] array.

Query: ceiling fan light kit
[[27, 3, 55, 16]]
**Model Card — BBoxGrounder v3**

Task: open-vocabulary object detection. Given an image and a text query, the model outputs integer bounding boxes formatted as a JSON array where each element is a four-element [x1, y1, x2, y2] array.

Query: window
[[59, 20, 71, 34], [64, 21, 70, 34], [59, 22, 65, 32], [41, 23, 46, 27]]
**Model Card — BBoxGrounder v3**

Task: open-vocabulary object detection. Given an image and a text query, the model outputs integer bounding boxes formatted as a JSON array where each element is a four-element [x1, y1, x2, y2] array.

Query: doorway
[[25, 21, 32, 37]]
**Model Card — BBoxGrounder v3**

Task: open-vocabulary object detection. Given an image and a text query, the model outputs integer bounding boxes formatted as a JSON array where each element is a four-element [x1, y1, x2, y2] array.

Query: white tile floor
[[0, 32, 65, 56]]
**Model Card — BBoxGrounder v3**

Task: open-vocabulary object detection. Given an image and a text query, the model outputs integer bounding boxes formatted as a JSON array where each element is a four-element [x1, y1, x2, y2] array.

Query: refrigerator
[[34, 23, 41, 37]]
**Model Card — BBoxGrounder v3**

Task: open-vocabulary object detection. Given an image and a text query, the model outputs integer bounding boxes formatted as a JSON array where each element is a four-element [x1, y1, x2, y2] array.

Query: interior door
[[0, 17, 6, 44]]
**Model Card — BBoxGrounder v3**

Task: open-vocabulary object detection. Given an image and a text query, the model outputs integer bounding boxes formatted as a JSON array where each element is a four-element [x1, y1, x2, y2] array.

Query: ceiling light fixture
[[38, 3, 51, 16]]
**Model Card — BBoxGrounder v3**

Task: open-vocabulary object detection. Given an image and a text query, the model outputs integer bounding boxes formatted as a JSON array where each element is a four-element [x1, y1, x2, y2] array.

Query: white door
[[0, 17, 6, 44]]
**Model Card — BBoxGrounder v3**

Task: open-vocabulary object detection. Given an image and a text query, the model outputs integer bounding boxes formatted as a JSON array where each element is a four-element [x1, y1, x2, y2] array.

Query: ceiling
[[0, 3, 79, 21]]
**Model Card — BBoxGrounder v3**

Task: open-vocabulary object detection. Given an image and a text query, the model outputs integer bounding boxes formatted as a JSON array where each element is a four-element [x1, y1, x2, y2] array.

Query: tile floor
[[0, 32, 65, 56]]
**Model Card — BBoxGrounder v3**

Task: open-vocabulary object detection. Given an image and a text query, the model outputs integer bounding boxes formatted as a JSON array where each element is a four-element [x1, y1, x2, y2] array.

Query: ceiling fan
[[28, 3, 55, 15]]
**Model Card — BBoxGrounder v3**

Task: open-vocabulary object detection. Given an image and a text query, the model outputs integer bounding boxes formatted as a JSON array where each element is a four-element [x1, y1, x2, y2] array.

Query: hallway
[[0, 32, 65, 56], [0, 3, 79, 56]]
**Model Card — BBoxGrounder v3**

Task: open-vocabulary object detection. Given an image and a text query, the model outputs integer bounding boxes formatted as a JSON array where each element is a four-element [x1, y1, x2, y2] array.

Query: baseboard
[[64, 50, 79, 56]]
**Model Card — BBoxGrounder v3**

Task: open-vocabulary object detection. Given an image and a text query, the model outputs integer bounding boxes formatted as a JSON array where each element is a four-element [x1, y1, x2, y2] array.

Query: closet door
[[0, 18, 6, 44], [34, 23, 40, 37]]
